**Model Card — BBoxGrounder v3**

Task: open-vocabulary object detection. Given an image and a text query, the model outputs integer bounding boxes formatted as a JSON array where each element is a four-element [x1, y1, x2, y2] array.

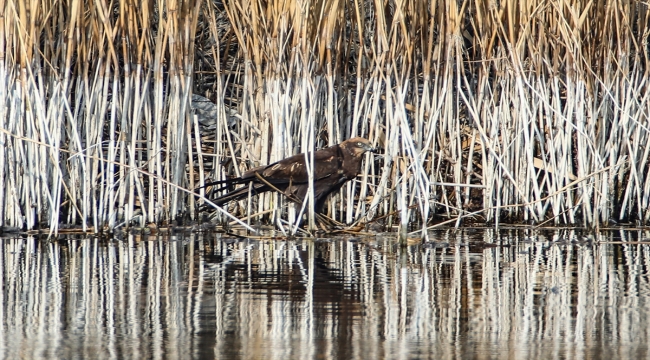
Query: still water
[[1, 228, 650, 359]]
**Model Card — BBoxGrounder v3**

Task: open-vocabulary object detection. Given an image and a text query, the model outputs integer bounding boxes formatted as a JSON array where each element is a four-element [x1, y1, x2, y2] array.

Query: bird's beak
[[366, 144, 378, 153]]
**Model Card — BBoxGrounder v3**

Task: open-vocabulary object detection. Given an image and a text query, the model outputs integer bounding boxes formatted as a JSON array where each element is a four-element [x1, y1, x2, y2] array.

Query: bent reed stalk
[[1, 0, 649, 234]]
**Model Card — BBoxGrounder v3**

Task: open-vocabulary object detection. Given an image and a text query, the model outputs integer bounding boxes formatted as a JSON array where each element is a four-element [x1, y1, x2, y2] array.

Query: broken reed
[[2, 0, 649, 234]]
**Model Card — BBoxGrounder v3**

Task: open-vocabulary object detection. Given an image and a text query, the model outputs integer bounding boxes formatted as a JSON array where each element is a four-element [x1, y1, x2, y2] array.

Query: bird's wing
[[253, 145, 343, 184]]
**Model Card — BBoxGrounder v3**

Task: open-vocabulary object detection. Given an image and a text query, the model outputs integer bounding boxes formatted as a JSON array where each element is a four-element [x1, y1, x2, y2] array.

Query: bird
[[201, 137, 377, 211]]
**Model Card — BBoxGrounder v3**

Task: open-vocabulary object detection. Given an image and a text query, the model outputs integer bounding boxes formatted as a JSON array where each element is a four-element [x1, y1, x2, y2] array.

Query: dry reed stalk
[[0, 0, 207, 233]]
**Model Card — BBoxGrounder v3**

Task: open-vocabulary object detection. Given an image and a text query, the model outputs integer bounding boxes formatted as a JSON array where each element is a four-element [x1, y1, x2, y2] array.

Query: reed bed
[[1, 0, 649, 234]]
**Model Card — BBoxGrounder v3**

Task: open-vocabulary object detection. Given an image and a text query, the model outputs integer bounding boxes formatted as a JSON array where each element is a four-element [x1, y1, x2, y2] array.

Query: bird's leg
[[253, 173, 303, 204], [246, 182, 253, 231], [252, 173, 304, 232], [287, 177, 296, 231]]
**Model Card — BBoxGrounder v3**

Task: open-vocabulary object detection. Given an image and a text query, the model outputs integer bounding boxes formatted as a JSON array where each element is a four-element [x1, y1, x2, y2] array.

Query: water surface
[[1, 228, 650, 359]]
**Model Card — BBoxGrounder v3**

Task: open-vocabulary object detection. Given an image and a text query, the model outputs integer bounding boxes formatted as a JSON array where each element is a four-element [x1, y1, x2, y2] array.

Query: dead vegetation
[[1, 0, 649, 235]]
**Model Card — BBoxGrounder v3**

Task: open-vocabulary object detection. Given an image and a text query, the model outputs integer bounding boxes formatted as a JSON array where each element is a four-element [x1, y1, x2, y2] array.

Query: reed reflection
[[0, 229, 649, 359]]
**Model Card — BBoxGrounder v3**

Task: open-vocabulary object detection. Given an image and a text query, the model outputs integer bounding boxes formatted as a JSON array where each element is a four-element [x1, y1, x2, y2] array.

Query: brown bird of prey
[[203, 137, 376, 211]]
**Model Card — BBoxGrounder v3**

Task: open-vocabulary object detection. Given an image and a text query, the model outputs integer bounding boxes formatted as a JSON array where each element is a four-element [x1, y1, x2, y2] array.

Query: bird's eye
[[357, 142, 361, 146]]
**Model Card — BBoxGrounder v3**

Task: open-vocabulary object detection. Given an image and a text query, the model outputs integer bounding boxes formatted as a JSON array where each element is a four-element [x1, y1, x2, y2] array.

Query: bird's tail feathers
[[195, 177, 247, 190], [200, 183, 269, 211]]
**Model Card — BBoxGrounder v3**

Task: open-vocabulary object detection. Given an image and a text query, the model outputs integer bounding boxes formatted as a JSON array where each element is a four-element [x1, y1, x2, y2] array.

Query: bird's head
[[342, 137, 377, 156]]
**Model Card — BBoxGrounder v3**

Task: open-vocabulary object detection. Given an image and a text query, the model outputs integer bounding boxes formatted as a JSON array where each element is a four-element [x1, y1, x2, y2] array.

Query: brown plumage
[[203, 137, 376, 211]]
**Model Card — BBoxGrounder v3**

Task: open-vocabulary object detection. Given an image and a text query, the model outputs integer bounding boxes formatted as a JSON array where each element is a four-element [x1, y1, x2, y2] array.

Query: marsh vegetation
[[2, 1, 649, 234]]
